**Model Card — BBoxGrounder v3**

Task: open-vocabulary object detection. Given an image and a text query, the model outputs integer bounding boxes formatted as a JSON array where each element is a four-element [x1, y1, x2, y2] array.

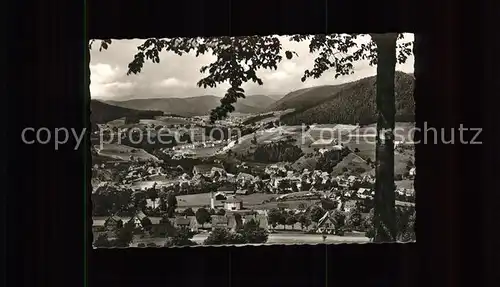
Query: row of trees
[[253, 141, 304, 163], [92, 186, 178, 217], [316, 148, 351, 173], [203, 218, 269, 245], [94, 220, 136, 248], [267, 205, 362, 234], [121, 217, 269, 247]]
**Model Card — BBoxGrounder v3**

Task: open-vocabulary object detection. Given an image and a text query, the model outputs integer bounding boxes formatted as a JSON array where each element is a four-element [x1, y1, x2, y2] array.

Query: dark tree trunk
[[370, 33, 398, 242]]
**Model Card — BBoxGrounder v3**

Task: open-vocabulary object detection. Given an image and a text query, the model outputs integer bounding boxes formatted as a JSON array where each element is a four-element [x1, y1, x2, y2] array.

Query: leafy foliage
[[266, 208, 283, 229], [164, 227, 198, 247], [308, 205, 326, 223], [238, 218, 269, 243], [252, 141, 303, 163], [94, 233, 112, 248], [316, 149, 345, 173], [203, 227, 246, 245], [297, 213, 312, 230], [345, 210, 363, 230], [140, 217, 153, 231]]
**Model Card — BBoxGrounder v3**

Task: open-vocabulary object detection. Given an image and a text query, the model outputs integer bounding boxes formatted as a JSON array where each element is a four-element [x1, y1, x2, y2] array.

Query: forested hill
[[90, 100, 163, 124], [279, 71, 415, 125]]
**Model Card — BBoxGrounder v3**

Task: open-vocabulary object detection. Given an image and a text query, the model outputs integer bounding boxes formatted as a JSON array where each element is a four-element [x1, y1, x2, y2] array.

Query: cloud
[[89, 34, 414, 99], [90, 63, 118, 84], [90, 64, 136, 99], [156, 78, 189, 88], [264, 71, 290, 81]]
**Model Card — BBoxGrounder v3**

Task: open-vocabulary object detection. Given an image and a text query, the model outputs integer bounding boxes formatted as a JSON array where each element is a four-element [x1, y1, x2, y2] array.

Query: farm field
[[154, 116, 192, 125]]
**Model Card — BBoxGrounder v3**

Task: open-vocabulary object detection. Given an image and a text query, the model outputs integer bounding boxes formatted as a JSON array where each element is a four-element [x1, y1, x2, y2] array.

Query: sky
[[90, 34, 414, 101]]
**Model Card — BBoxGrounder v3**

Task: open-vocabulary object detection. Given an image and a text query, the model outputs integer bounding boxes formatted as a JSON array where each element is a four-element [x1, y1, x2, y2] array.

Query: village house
[[104, 215, 123, 231], [237, 172, 255, 181], [193, 163, 226, 177], [347, 175, 357, 183], [128, 211, 149, 229], [316, 211, 338, 234], [224, 196, 243, 211]]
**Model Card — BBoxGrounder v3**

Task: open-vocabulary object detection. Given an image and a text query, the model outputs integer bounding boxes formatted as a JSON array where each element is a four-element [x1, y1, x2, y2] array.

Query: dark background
[[5, 0, 496, 286]]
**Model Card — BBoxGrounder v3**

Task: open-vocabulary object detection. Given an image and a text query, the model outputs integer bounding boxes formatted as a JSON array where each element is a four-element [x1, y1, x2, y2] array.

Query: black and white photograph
[[89, 33, 416, 248]]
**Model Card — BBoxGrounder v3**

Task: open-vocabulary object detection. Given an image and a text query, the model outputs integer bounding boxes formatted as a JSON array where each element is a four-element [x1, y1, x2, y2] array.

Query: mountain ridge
[[90, 100, 163, 125], [105, 94, 276, 116]]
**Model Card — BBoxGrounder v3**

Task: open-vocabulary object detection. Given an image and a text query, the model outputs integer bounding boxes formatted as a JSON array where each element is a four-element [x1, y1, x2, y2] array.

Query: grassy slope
[[95, 143, 160, 162]]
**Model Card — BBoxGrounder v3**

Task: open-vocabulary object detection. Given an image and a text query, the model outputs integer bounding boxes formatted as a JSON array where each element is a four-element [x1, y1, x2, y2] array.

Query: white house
[[224, 196, 243, 211]]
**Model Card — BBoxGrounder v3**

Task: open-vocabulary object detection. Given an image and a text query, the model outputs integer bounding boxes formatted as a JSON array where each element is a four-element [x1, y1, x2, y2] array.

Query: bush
[[203, 228, 246, 245], [140, 217, 153, 231], [195, 207, 211, 227], [164, 227, 198, 247], [309, 206, 326, 223], [239, 219, 269, 243], [345, 211, 363, 230], [94, 233, 111, 248]]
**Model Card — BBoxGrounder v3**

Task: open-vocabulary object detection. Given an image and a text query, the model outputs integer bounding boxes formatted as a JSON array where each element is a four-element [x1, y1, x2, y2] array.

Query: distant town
[[91, 105, 416, 248]]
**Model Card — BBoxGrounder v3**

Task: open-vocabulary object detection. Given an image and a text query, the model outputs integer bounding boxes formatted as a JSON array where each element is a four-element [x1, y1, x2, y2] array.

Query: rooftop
[[193, 163, 225, 174], [225, 196, 243, 203]]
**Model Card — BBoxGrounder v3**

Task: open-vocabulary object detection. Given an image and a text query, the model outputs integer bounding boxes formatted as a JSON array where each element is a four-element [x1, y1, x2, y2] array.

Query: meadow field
[[96, 144, 160, 162]]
